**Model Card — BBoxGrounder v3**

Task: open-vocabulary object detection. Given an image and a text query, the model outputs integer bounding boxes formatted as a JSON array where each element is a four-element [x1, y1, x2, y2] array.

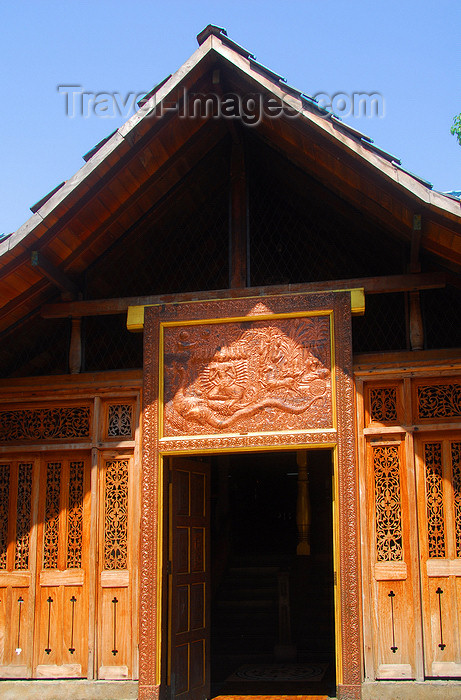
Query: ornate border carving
[[139, 292, 361, 699], [333, 293, 361, 699]]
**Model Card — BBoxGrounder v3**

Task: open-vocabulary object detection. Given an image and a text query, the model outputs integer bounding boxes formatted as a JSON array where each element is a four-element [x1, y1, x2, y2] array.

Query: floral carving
[[417, 383, 461, 420], [373, 445, 403, 561], [15, 463, 33, 570], [43, 462, 61, 569], [0, 406, 91, 442], [107, 404, 133, 438], [0, 463, 10, 569], [425, 443, 446, 558], [104, 458, 129, 570], [163, 317, 332, 437], [370, 387, 397, 423], [452, 442, 461, 557], [66, 461, 84, 568]]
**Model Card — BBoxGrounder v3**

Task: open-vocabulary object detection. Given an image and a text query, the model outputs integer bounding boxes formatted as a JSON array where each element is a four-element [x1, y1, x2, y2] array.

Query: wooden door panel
[[0, 459, 38, 678], [97, 454, 133, 680], [98, 585, 130, 679], [0, 445, 139, 682], [34, 456, 90, 678], [35, 583, 87, 677], [170, 458, 210, 700], [0, 585, 33, 677], [416, 436, 461, 676], [366, 441, 421, 679]]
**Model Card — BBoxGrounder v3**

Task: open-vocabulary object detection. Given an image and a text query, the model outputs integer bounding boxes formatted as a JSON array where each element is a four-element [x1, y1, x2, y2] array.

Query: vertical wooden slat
[[229, 136, 248, 289], [131, 394, 142, 679], [87, 446, 99, 680], [356, 378, 376, 680], [404, 429, 425, 681]]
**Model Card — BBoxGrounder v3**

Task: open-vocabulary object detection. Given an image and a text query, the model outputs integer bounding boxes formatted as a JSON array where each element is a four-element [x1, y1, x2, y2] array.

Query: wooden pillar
[[296, 451, 311, 556], [69, 317, 82, 373], [409, 291, 424, 350], [408, 214, 424, 350], [229, 135, 248, 288]]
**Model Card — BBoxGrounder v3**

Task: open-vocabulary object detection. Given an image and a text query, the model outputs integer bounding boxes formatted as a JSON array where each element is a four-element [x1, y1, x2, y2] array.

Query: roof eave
[[1, 31, 460, 262]]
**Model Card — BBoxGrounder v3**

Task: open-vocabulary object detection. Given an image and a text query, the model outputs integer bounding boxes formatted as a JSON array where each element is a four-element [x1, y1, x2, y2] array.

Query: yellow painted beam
[[127, 304, 145, 332], [126, 288, 365, 332], [350, 288, 365, 315]]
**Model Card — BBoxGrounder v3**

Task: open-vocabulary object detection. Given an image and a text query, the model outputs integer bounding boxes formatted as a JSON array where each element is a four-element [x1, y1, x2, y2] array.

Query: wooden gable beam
[[31, 251, 79, 297], [40, 271, 445, 320]]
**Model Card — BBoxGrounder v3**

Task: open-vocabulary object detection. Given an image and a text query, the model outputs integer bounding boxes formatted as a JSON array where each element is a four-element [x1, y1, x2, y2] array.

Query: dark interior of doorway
[[210, 450, 336, 697]]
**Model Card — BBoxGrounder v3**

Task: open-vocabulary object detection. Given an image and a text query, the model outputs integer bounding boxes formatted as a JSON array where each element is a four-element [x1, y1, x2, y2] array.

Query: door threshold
[[212, 695, 330, 699]]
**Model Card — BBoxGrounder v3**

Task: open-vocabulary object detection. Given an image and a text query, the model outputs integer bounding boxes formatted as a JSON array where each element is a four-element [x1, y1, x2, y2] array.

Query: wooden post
[[229, 135, 248, 288], [408, 214, 424, 350], [69, 317, 82, 373], [296, 451, 311, 556], [409, 291, 424, 350]]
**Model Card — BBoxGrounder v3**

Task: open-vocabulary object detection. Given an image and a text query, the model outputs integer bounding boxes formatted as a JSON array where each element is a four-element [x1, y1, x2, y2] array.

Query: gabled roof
[[0, 25, 460, 339]]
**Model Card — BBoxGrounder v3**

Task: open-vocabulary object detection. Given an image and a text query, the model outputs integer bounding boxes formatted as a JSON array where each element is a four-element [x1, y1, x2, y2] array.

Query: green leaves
[[450, 114, 461, 146]]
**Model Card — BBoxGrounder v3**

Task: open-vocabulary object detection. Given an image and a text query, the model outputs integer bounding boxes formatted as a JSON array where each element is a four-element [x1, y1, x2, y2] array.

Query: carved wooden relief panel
[[162, 315, 332, 439]]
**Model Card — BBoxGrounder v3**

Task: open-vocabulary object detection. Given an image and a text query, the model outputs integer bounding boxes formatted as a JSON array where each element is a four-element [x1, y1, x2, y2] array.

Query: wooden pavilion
[[0, 25, 461, 700]]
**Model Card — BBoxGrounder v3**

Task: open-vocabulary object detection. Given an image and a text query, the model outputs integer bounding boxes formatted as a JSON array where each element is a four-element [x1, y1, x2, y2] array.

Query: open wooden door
[[416, 434, 461, 677], [169, 458, 210, 700]]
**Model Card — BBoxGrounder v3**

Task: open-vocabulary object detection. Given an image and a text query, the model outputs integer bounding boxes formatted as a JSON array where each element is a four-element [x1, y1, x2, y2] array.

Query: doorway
[[168, 450, 336, 699]]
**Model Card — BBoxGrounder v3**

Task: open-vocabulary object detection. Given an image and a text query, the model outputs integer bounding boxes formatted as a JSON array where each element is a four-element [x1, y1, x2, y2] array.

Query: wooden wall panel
[[97, 453, 135, 680], [0, 382, 142, 681], [416, 435, 461, 676], [365, 438, 421, 679], [0, 458, 39, 678], [358, 368, 461, 684]]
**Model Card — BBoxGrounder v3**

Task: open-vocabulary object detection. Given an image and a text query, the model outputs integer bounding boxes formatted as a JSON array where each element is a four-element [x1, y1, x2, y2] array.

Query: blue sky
[[1, 1, 460, 235]]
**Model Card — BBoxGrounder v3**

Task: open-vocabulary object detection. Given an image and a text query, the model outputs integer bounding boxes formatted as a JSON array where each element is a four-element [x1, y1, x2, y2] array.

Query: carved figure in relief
[[164, 318, 332, 435]]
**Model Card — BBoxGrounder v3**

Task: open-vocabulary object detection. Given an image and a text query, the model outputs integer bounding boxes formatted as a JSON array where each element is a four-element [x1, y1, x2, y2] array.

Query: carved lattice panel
[[417, 383, 461, 421], [15, 463, 33, 570], [452, 442, 461, 558], [0, 464, 10, 570], [43, 462, 62, 569], [369, 387, 398, 423], [66, 461, 84, 569], [103, 458, 129, 570], [107, 404, 133, 438], [0, 406, 91, 442], [424, 443, 446, 558], [373, 445, 403, 562]]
